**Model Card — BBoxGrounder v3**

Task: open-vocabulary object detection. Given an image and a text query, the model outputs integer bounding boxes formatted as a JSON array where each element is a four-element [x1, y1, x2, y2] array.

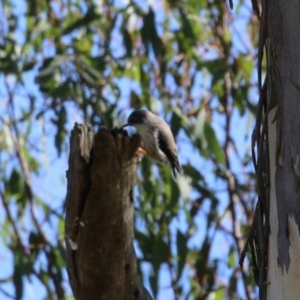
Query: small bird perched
[[122, 110, 182, 177]]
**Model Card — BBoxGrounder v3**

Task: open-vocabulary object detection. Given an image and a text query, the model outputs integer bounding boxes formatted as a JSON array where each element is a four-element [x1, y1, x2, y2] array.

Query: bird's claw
[[135, 147, 147, 163]]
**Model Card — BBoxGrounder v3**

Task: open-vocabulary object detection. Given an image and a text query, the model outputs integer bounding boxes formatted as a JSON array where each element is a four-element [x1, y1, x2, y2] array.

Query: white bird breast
[[134, 124, 168, 164]]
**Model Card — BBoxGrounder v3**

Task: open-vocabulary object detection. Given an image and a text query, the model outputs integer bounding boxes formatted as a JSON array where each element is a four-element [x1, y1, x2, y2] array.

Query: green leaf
[[182, 164, 204, 183], [74, 36, 92, 54], [122, 27, 133, 58], [203, 122, 226, 165], [152, 236, 167, 272], [37, 56, 65, 78], [57, 240, 67, 263], [149, 273, 157, 298], [13, 265, 23, 300], [22, 59, 37, 72], [227, 247, 235, 268], [0, 120, 13, 153], [229, 275, 237, 295], [52, 80, 71, 99], [8, 169, 23, 195], [194, 108, 206, 143], [62, 6, 100, 35], [176, 230, 188, 280], [135, 231, 152, 260], [179, 8, 195, 43], [89, 56, 106, 72], [215, 288, 225, 300], [170, 111, 182, 137], [54, 106, 67, 156], [141, 8, 163, 59], [238, 55, 254, 81]]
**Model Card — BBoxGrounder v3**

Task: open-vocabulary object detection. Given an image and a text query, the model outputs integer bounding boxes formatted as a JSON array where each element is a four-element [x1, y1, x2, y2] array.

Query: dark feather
[[158, 130, 182, 177]]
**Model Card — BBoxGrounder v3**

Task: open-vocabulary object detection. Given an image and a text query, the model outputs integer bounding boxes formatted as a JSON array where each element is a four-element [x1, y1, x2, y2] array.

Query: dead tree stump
[[65, 123, 152, 300]]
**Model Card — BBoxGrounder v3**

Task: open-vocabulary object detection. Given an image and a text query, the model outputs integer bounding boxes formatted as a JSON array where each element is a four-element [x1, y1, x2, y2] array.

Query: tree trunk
[[242, 0, 300, 299], [65, 124, 152, 300], [266, 0, 300, 298]]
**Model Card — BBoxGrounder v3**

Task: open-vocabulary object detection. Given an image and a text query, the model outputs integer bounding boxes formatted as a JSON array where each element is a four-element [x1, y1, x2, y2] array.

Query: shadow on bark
[[65, 123, 152, 300]]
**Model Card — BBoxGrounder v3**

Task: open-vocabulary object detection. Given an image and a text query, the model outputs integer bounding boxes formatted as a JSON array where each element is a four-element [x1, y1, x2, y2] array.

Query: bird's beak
[[121, 123, 129, 128]]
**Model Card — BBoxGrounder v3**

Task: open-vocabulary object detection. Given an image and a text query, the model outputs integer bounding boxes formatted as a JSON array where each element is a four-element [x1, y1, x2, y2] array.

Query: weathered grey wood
[[65, 124, 152, 300]]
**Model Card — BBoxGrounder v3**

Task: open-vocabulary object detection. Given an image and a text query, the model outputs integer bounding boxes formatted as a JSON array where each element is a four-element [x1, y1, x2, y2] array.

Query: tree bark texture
[[266, 0, 300, 298], [241, 0, 300, 299], [267, 0, 300, 299], [268, 0, 300, 267], [65, 123, 152, 300]]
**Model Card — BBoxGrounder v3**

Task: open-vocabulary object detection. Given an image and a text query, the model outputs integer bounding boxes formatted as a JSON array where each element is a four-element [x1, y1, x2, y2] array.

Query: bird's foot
[[135, 147, 147, 163]]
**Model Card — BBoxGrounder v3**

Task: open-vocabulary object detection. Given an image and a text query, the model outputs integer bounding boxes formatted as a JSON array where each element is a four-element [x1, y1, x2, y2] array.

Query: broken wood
[[65, 123, 152, 300]]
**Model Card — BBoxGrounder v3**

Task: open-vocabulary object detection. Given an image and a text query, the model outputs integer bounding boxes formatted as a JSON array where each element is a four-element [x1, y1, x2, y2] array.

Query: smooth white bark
[[267, 107, 300, 299]]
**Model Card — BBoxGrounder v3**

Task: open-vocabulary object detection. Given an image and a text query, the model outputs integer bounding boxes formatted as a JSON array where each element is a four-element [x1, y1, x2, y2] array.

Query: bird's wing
[[158, 129, 182, 177]]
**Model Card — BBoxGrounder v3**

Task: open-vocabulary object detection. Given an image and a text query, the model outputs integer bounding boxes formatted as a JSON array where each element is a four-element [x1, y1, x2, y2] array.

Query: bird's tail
[[172, 161, 183, 178]]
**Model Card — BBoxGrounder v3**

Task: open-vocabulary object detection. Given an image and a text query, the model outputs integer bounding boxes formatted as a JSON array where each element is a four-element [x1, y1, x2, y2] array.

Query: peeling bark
[[241, 0, 300, 299], [65, 124, 152, 300], [268, 0, 300, 271]]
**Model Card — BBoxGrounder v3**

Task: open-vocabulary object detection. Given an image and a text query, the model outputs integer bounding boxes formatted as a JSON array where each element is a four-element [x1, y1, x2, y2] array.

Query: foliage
[[0, 0, 259, 299]]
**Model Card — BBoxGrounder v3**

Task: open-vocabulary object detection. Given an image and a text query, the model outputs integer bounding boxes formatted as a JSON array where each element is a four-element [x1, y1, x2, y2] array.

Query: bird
[[122, 110, 182, 177]]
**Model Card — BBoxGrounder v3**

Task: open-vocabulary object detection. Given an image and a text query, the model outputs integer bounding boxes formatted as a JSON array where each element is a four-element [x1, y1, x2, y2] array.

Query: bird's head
[[122, 110, 149, 128]]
